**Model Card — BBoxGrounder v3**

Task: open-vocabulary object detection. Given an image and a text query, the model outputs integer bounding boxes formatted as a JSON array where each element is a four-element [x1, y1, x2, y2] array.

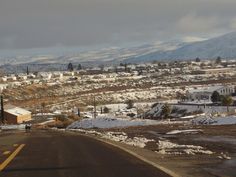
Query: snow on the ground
[[67, 128, 216, 155], [97, 102, 157, 113], [156, 140, 214, 155], [101, 131, 154, 148], [67, 116, 177, 129], [218, 152, 231, 160], [166, 129, 203, 135], [0, 124, 25, 130], [69, 129, 154, 148], [192, 116, 236, 125]]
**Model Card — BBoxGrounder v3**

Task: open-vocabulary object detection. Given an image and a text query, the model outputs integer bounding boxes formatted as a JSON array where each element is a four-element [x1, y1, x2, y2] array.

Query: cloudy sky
[[1, 0, 236, 51]]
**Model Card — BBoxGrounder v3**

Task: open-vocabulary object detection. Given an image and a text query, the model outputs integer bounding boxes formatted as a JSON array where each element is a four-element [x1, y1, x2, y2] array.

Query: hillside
[[125, 31, 236, 63]]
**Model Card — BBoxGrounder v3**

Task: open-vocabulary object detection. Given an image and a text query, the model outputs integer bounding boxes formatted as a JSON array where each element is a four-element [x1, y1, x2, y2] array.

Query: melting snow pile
[[192, 116, 236, 125], [156, 140, 214, 155], [102, 131, 154, 148], [67, 116, 163, 129], [70, 129, 154, 148]]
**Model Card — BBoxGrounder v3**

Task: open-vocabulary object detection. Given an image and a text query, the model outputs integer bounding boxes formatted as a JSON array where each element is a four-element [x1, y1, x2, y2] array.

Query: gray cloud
[[0, 0, 236, 50]]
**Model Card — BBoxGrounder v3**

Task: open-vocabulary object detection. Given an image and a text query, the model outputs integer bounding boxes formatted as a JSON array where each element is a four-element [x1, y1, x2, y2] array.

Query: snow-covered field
[[67, 113, 236, 130], [67, 116, 182, 129]]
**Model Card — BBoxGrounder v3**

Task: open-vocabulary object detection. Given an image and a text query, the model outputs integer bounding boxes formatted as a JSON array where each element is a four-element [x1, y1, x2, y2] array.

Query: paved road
[[0, 131, 170, 177]]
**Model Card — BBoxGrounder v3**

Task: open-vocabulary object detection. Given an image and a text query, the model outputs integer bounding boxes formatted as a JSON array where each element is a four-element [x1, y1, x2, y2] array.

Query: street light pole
[[1, 95, 4, 124]]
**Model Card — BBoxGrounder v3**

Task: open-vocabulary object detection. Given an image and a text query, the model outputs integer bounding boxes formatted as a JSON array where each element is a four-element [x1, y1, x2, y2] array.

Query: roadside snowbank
[[67, 116, 169, 129], [70, 129, 154, 148], [102, 131, 154, 148]]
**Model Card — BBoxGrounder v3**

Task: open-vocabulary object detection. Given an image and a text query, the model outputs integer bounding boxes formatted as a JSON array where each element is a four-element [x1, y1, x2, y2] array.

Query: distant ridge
[[124, 31, 236, 63]]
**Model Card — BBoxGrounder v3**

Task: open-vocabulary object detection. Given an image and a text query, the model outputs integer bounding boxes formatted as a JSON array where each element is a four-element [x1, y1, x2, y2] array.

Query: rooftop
[[188, 86, 226, 94], [4, 107, 31, 116]]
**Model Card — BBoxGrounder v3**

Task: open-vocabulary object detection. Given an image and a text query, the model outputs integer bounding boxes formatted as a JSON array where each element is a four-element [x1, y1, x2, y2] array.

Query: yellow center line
[[0, 144, 25, 171]]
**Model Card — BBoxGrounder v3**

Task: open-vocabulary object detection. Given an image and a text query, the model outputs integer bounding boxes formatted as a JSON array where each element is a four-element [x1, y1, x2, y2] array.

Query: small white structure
[[186, 86, 235, 102], [0, 84, 8, 93], [38, 72, 52, 80]]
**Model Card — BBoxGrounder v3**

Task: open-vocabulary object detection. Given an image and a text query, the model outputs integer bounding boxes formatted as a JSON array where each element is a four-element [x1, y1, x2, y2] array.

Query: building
[[186, 85, 235, 102], [3, 106, 32, 124]]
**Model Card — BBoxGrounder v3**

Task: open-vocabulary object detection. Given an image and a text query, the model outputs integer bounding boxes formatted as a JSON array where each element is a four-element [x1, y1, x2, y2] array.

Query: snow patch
[[166, 129, 202, 135], [69, 129, 154, 148], [156, 140, 214, 155], [101, 131, 154, 148]]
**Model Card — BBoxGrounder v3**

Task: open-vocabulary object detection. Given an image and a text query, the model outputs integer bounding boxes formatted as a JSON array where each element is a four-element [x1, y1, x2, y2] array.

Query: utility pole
[[1, 95, 4, 124], [93, 96, 96, 119]]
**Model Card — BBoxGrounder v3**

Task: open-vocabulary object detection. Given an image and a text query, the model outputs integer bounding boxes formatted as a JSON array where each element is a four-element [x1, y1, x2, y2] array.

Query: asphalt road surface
[[0, 131, 170, 177]]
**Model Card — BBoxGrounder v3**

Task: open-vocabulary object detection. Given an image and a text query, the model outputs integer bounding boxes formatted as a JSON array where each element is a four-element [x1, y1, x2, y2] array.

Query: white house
[[186, 85, 235, 102]]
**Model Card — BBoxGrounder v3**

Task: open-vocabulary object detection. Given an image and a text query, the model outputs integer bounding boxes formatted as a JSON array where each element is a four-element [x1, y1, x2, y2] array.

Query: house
[[186, 85, 235, 102], [3, 106, 32, 124]]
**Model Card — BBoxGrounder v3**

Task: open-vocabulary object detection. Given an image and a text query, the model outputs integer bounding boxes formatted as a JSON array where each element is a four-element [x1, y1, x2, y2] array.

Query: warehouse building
[[3, 106, 32, 124]]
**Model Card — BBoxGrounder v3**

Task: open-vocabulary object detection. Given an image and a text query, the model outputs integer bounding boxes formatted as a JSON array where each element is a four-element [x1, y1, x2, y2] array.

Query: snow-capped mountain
[[125, 31, 236, 63], [2, 31, 236, 68], [0, 41, 184, 66]]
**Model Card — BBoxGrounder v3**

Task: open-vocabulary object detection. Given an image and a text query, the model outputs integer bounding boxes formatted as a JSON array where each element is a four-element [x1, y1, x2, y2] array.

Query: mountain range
[[1, 31, 236, 73], [125, 32, 236, 63]]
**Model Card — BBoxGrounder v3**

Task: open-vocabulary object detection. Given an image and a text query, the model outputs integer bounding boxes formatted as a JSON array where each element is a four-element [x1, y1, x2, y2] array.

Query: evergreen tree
[[195, 57, 200, 62], [216, 56, 222, 64], [68, 63, 74, 71], [103, 107, 109, 113], [211, 91, 221, 103], [77, 64, 82, 70]]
